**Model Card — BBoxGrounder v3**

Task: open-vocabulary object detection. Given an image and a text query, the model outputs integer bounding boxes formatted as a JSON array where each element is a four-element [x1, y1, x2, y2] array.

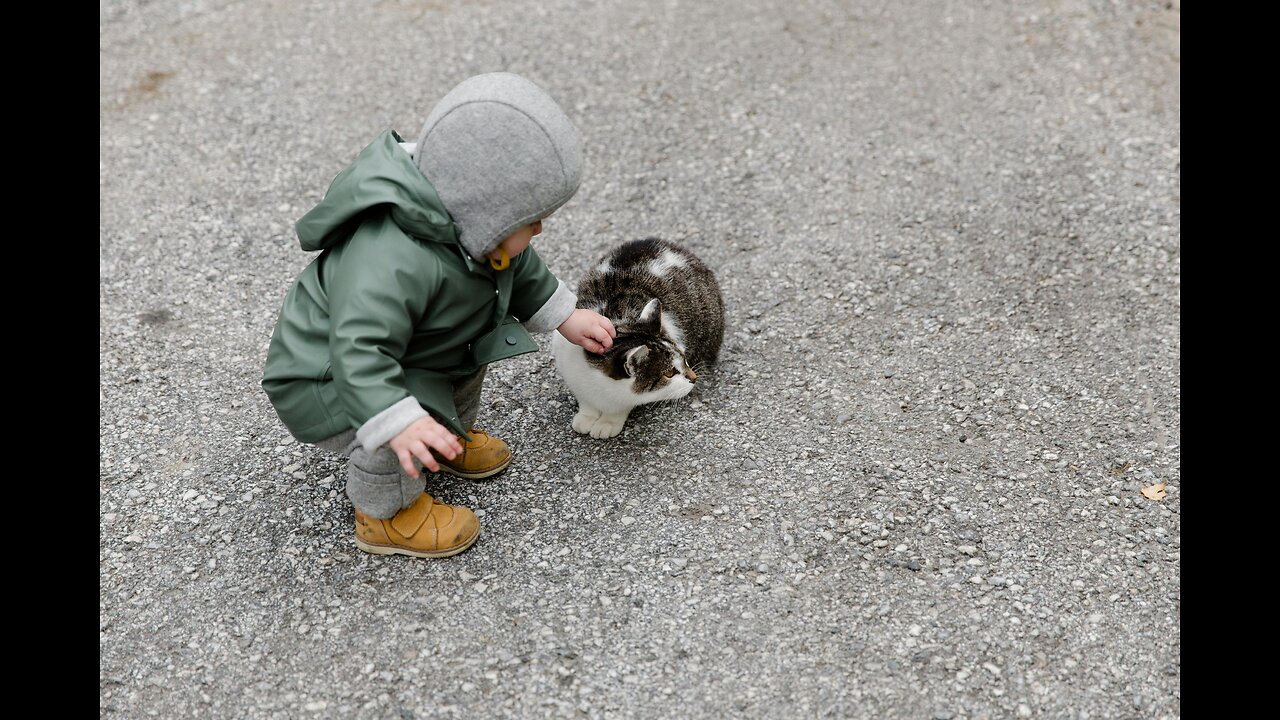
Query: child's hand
[[559, 309, 617, 354], [388, 416, 464, 478]]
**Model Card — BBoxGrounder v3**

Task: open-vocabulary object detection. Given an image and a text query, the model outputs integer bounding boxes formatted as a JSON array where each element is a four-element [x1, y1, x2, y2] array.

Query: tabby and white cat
[[552, 238, 725, 438]]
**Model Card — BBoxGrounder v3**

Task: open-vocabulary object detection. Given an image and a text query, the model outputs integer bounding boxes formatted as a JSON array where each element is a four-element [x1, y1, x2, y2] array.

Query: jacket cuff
[[355, 396, 430, 453], [524, 280, 578, 333]]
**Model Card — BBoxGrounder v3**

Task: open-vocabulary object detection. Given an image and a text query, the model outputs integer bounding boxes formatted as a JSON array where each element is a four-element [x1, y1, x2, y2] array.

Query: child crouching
[[262, 73, 615, 557]]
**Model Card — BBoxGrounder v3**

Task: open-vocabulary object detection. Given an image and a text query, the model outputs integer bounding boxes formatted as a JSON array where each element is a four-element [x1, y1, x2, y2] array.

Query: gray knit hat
[[413, 73, 583, 262]]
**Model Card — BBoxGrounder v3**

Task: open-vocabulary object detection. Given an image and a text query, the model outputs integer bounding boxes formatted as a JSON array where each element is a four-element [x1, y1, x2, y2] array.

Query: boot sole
[[438, 455, 512, 480], [354, 527, 480, 559]]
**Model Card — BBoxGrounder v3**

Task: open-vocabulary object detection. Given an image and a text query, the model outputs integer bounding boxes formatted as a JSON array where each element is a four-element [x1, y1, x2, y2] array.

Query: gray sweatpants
[[315, 367, 486, 519]]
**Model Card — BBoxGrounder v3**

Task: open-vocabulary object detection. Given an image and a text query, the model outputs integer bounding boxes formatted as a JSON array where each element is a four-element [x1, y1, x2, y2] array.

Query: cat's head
[[590, 299, 699, 399]]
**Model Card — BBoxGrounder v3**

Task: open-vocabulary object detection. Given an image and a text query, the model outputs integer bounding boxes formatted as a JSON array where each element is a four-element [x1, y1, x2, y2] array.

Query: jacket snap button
[[505, 336, 517, 345]]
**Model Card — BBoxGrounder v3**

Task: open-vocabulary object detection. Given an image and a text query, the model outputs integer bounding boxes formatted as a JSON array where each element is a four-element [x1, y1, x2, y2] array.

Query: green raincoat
[[261, 130, 564, 445]]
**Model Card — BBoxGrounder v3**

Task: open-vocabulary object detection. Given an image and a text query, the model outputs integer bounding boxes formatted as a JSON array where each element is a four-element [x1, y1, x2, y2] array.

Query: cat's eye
[[663, 368, 679, 378]]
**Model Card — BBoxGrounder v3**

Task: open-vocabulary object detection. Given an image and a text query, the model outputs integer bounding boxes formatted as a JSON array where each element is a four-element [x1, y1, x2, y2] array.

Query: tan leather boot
[[353, 492, 479, 558], [435, 428, 512, 479]]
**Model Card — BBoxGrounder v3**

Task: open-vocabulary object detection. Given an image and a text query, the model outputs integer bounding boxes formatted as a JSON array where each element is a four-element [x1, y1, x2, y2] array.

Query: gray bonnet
[[414, 73, 583, 262]]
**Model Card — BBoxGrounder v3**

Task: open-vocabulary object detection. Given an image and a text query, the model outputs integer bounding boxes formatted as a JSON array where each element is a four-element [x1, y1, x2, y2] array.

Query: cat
[[552, 237, 725, 438]]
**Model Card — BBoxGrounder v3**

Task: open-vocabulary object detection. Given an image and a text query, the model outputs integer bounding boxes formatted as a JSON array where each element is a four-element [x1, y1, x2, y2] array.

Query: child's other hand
[[388, 416, 464, 478], [559, 309, 617, 354]]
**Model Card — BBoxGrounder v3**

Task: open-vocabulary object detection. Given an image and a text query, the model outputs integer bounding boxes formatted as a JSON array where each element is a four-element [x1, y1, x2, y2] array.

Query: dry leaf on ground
[[1140, 482, 1167, 501]]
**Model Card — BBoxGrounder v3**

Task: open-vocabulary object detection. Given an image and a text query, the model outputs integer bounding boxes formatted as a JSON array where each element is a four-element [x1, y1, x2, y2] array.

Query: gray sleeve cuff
[[355, 396, 430, 453], [523, 280, 578, 333]]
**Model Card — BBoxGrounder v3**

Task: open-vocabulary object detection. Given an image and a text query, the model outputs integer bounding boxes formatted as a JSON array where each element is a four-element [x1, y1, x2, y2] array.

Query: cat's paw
[[587, 415, 627, 439], [571, 407, 602, 434]]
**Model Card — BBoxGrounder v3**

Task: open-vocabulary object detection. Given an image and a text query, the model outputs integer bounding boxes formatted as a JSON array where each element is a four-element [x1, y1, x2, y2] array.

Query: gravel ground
[[100, 0, 1180, 717]]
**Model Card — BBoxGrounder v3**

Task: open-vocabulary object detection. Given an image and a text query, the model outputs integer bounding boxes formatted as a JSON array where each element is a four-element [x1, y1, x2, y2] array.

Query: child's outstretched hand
[[389, 416, 464, 478], [559, 309, 617, 354]]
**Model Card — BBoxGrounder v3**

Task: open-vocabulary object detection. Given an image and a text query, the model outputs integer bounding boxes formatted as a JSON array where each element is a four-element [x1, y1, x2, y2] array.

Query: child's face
[[488, 218, 545, 265]]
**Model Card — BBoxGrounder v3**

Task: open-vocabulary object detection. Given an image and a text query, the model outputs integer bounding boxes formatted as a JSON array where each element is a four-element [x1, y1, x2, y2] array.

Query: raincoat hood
[[294, 129, 457, 252]]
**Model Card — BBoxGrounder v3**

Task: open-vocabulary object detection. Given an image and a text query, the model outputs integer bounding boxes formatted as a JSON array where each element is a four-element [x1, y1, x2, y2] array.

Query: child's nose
[[531, 220, 543, 236]]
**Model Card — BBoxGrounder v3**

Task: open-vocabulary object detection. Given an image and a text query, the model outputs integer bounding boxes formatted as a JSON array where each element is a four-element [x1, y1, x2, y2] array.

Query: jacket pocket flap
[[470, 321, 538, 365]]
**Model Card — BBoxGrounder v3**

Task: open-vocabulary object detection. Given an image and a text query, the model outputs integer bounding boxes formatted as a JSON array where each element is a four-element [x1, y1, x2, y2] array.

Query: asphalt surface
[[100, 1, 1181, 717]]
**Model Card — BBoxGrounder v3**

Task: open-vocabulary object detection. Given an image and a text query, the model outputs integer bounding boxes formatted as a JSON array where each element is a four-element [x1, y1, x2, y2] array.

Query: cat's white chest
[[551, 332, 636, 409]]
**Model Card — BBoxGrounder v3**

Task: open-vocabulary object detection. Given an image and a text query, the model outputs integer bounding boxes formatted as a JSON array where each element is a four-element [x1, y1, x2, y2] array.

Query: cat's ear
[[624, 345, 649, 377], [637, 298, 662, 332]]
